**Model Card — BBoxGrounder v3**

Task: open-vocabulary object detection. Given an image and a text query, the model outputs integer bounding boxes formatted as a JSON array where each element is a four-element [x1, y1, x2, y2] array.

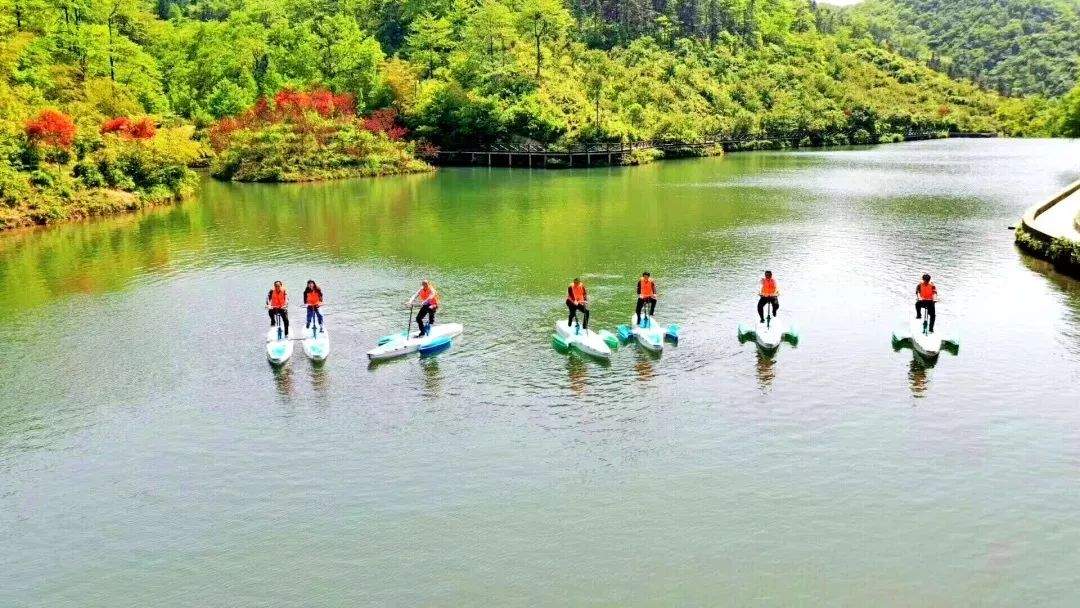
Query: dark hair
[[573, 277, 580, 282], [764, 270, 772, 277], [643, 271, 650, 277], [922, 273, 931, 281]]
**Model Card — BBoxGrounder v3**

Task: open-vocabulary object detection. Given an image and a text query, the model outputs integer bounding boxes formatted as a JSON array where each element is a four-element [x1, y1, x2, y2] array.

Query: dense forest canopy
[[0, 0, 1046, 142], [841, 0, 1080, 97]]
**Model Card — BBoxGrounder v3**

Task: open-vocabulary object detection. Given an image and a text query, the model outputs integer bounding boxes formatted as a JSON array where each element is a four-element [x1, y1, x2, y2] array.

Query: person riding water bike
[[636, 272, 657, 325], [566, 278, 590, 330], [757, 270, 779, 323], [266, 280, 289, 337], [916, 273, 938, 333], [408, 279, 440, 336], [302, 280, 324, 332]]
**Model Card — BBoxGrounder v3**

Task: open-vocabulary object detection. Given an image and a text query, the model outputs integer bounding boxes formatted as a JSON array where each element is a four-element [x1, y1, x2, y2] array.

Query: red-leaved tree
[[362, 108, 407, 141], [101, 116, 132, 135], [127, 118, 157, 140], [209, 117, 240, 152], [101, 116, 158, 140], [415, 140, 440, 159], [274, 88, 355, 119], [209, 88, 361, 152], [26, 109, 76, 149]]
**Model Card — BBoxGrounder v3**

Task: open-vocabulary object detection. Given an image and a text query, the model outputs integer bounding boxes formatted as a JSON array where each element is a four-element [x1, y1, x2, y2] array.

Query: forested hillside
[[0, 0, 1070, 229], [842, 0, 1080, 97]]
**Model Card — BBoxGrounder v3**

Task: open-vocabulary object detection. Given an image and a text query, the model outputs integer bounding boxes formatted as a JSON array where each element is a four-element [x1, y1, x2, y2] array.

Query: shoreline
[[0, 189, 195, 234], [429, 131, 995, 169], [1016, 178, 1080, 277], [0, 134, 1015, 235]]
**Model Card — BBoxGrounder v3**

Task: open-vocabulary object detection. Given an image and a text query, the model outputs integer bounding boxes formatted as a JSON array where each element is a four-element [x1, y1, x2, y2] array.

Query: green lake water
[[2, 138, 1080, 605]]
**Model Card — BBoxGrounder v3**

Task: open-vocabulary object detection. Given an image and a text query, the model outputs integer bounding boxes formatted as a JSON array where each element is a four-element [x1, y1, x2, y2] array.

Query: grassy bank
[[1015, 224, 1080, 276], [1, 118, 202, 231]]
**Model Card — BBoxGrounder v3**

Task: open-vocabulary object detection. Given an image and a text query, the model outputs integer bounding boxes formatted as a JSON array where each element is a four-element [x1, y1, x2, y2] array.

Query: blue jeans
[[306, 306, 323, 329]]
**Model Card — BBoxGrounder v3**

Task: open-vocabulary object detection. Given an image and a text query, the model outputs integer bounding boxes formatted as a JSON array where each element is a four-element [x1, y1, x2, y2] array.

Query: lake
[[2, 138, 1080, 605]]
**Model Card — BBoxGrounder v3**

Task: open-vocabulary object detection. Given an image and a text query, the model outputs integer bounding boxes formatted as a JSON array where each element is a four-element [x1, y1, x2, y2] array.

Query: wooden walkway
[[434, 132, 996, 167], [435, 140, 717, 168]]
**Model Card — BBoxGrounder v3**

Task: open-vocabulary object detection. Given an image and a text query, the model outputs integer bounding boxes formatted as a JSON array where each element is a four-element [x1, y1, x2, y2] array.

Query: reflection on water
[[271, 363, 295, 397], [632, 348, 658, 383], [420, 357, 443, 399], [755, 349, 776, 391], [908, 356, 932, 398], [309, 360, 330, 396], [565, 355, 588, 397]]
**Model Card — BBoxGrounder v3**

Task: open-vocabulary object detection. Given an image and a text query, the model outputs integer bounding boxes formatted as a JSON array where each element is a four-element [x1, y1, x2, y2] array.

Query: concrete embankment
[[1022, 179, 1080, 241], [1017, 179, 1080, 276]]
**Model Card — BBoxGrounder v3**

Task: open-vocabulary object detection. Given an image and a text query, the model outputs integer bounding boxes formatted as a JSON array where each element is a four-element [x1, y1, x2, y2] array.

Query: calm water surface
[[2, 139, 1080, 605]]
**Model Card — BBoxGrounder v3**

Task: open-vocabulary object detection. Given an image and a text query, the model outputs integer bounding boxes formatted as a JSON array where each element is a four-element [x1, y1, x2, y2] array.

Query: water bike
[[616, 313, 680, 353], [265, 317, 294, 365], [300, 323, 330, 362], [367, 301, 463, 361], [891, 314, 959, 360], [367, 323, 463, 361], [553, 320, 616, 360], [738, 312, 798, 352]]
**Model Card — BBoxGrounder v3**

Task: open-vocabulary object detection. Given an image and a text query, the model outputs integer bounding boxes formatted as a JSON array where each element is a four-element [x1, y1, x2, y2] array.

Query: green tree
[[516, 0, 572, 83], [407, 13, 455, 77], [463, 0, 515, 59], [1058, 83, 1080, 137], [581, 49, 612, 130]]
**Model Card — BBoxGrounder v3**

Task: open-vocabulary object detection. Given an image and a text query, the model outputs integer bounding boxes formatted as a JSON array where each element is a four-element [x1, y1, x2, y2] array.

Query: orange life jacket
[[570, 283, 586, 303], [269, 289, 286, 308], [760, 277, 778, 297], [305, 289, 322, 307], [639, 279, 656, 298], [918, 282, 936, 300], [418, 286, 439, 307]]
